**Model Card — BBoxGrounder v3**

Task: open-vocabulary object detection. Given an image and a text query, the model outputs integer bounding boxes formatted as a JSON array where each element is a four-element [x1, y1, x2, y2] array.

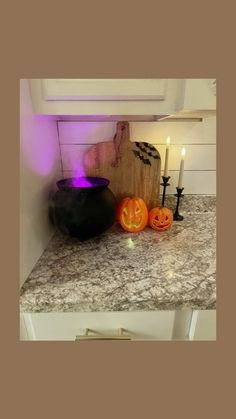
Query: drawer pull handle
[[75, 328, 131, 341]]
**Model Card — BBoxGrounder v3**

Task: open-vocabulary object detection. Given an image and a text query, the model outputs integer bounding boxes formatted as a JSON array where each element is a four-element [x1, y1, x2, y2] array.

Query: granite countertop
[[20, 196, 216, 312]]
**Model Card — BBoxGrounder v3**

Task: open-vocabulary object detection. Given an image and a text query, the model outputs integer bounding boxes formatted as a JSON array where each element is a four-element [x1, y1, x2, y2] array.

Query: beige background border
[[1, 1, 235, 417]]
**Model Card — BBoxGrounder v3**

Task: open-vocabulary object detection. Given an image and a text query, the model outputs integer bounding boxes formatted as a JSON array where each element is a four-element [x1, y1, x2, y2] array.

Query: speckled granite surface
[[20, 196, 216, 312]]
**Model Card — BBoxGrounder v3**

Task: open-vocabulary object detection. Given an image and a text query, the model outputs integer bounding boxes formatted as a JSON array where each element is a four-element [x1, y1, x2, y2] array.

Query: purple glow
[[20, 114, 59, 176], [72, 177, 93, 187], [72, 165, 86, 178], [57, 177, 109, 190]]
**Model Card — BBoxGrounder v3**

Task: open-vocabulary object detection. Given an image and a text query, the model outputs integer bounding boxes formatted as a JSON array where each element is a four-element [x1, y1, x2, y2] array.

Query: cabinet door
[[20, 314, 29, 340], [41, 79, 167, 101], [182, 79, 216, 111], [190, 310, 216, 340], [21, 312, 177, 341], [29, 79, 182, 115]]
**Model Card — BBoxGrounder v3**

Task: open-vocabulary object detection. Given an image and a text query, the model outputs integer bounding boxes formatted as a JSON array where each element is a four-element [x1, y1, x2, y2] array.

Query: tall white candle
[[178, 147, 186, 188], [164, 136, 170, 177]]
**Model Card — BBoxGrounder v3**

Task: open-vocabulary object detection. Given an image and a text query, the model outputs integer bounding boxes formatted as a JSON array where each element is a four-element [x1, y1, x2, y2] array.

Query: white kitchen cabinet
[[29, 78, 183, 116], [28, 79, 215, 118], [20, 310, 196, 341], [167, 79, 216, 119], [26, 79, 192, 119], [182, 79, 216, 111], [190, 310, 216, 341]]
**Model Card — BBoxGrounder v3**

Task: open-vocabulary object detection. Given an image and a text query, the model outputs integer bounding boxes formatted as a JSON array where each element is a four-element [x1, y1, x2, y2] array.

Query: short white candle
[[163, 136, 170, 177], [178, 147, 186, 189]]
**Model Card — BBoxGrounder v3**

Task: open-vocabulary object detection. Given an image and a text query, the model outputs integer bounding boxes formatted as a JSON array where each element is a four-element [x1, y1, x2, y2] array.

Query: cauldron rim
[[56, 176, 110, 191]]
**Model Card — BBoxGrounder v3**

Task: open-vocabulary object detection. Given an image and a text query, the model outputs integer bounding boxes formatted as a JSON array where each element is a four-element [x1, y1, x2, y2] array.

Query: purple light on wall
[[20, 115, 59, 176], [59, 119, 116, 177]]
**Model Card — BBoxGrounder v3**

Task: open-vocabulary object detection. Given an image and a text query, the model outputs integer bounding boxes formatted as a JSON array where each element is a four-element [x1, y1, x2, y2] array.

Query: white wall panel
[[58, 118, 216, 195], [130, 118, 216, 144], [60, 143, 216, 172], [160, 170, 216, 194], [156, 144, 216, 171], [58, 121, 116, 144]]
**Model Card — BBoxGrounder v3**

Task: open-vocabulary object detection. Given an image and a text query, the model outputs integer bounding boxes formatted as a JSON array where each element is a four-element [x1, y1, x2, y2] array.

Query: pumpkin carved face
[[117, 197, 148, 232], [149, 207, 173, 231]]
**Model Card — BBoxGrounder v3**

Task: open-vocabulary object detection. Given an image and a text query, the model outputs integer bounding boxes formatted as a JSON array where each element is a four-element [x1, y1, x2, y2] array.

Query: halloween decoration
[[160, 175, 171, 207], [149, 207, 173, 231], [49, 177, 116, 241], [173, 187, 184, 221], [132, 142, 160, 165], [84, 122, 161, 210], [117, 197, 148, 233]]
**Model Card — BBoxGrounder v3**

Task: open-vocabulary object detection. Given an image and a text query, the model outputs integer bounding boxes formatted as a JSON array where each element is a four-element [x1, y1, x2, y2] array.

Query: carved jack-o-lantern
[[149, 207, 173, 231], [117, 197, 148, 232]]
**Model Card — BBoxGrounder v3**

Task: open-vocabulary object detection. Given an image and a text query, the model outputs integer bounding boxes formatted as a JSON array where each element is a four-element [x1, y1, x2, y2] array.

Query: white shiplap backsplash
[[57, 118, 216, 195]]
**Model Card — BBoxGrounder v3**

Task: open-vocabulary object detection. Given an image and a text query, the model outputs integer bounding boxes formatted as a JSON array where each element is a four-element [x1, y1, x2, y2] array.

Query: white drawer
[[21, 311, 178, 341]]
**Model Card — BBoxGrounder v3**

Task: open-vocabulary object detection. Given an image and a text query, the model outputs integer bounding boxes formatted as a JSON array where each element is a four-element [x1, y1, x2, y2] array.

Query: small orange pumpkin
[[149, 207, 173, 231], [117, 197, 148, 232]]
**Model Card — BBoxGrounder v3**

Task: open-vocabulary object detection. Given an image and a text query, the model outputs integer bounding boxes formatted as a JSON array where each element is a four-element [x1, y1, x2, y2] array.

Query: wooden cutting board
[[84, 121, 161, 209]]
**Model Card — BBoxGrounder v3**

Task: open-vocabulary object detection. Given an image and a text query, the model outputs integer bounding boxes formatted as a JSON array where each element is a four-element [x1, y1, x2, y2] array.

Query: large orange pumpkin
[[149, 207, 173, 231], [117, 197, 148, 232]]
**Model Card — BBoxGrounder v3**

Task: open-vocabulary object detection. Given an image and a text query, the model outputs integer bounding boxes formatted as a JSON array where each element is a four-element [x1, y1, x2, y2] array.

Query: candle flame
[[181, 147, 186, 158], [166, 136, 170, 145]]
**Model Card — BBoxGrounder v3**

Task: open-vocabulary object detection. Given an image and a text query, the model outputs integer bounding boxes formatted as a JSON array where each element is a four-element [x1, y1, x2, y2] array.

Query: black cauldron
[[49, 177, 117, 241]]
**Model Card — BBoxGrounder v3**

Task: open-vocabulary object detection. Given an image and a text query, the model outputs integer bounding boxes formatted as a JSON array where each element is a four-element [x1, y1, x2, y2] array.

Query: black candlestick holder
[[174, 187, 184, 221], [161, 176, 170, 207]]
